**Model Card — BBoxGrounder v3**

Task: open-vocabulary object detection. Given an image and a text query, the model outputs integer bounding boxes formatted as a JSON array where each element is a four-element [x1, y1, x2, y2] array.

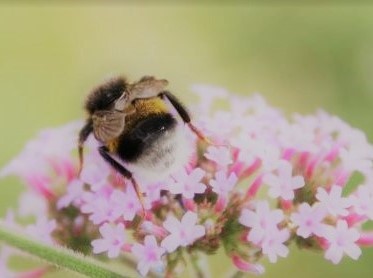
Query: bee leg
[[161, 91, 214, 144], [98, 146, 146, 217], [78, 119, 93, 176]]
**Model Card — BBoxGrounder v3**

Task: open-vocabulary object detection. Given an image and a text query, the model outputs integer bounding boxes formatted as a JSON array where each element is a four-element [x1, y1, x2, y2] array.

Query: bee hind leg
[[98, 146, 146, 217]]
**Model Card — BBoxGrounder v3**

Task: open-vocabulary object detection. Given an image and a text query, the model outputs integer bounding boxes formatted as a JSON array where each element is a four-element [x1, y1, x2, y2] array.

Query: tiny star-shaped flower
[[264, 160, 304, 200], [316, 185, 352, 217], [161, 211, 205, 253], [260, 228, 290, 263], [57, 179, 85, 209], [204, 146, 233, 168], [168, 168, 206, 199], [132, 235, 165, 277], [110, 187, 142, 221], [323, 220, 361, 264], [239, 201, 284, 244], [26, 216, 56, 245], [290, 202, 327, 238], [349, 185, 373, 220], [81, 190, 120, 224], [209, 170, 238, 196], [92, 223, 126, 258]]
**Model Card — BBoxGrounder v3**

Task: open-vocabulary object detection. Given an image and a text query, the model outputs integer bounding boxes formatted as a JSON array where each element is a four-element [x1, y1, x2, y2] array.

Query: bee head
[[85, 76, 128, 114]]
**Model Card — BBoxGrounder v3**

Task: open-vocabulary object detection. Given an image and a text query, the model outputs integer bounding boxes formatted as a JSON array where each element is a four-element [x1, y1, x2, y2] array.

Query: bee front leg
[[78, 119, 93, 176], [98, 146, 146, 217], [161, 91, 214, 145]]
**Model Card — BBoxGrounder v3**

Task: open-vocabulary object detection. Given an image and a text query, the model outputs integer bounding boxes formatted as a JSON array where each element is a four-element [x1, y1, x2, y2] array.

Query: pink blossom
[[239, 201, 284, 244], [81, 189, 119, 224], [142, 180, 166, 202], [264, 160, 304, 200], [132, 235, 165, 276], [339, 146, 373, 173], [204, 146, 232, 168], [230, 95, 253, 115], [323, 220, 361, 264], [110, 187, 142, 221], [18, 191, 47, 217], [198, 111, 236, 138], [168, 168, 206, 199], [231, 255, 265, 275], [0, 122, 80, 180], [79, 157, 111, 191], [140, 221, 167, 238], [244, 141, 281, 172], [3, 87, 373, 275], [349, 185, 373, 220], [278, 123, 317, 153], [261, 228, 290, 263], [25, 216, 56, 245], [233, 137, 281, 172], [92, 223, 126, 258], [82, 186, 144, 224], [209, 170, 238, 196], [357, 232, 373, 246], [290, 203, 327, 238], [161, 211, 205, 252], [57, 179, 85, 209], [316, 185, 352, 217]]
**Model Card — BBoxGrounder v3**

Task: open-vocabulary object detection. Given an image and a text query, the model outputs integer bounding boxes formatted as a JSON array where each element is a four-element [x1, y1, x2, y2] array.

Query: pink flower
[[316, 185, 352, 217], [92, 223, 126, 258], [349, 185, 373, 220], [209, 170, 238, 196], [290, 203, 327, 238], [132, 235, 165, 276], [161, 211, 205, 252], [261, 228, 290, 263], [81, 190, 120, 224], [82, 186, 145, 224], [168, 168, 206, 199], [110, 188, 142, 221], [231, 255, 265, 275], [339, 146, 372, 173], [79, 158, 110, 191], [264, 160, 304, 200], [323, 220, 361, 264], [239, 201, 284, 244], [25, 216, 56, 245], [18, 191, 47, 217], [57, 179, 85, 209], [0, 122, 80, 180], [204, 146, 232, 168]]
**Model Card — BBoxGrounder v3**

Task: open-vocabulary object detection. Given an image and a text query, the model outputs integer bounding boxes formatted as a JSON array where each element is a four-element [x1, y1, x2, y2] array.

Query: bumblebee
[[78, 76, 210, 211]]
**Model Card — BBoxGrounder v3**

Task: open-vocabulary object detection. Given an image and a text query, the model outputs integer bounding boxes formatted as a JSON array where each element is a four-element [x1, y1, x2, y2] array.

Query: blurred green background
[[1, 3, 373, 278]]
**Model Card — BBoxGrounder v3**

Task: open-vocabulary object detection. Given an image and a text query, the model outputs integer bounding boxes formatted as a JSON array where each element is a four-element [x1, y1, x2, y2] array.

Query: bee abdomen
[[117, 113, 177, 162], [116, 113, 190, 181]]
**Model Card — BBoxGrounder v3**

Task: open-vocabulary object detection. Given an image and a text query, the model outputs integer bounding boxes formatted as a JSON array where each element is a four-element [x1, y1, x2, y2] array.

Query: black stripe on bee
[[116, 113, 177, 162]]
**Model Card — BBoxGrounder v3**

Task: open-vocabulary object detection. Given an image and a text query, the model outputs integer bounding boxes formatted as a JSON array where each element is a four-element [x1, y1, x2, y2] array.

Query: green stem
[[189, 252, 205, 278], [0, 224, 126, 278]]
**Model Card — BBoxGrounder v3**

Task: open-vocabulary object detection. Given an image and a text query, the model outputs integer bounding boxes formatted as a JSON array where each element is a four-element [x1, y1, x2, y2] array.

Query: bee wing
[[92, 110, 125, 142], [130, 78, 169, 100]]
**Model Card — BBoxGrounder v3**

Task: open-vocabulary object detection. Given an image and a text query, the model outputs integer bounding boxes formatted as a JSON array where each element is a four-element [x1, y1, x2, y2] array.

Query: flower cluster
[[1, 84, 373, 277]]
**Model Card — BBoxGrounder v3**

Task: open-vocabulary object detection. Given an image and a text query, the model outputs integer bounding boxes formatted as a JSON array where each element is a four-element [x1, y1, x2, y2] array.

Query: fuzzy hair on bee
[[77, 75, 212, 213]]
